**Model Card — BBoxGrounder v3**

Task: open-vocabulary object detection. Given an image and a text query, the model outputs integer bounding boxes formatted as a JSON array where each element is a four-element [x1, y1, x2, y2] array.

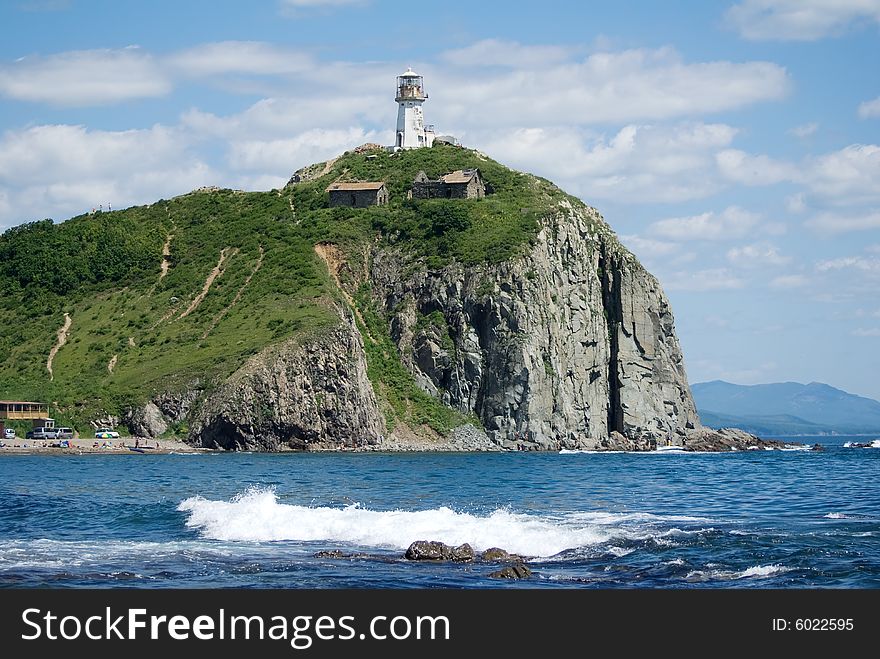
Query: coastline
[[0, 436, 210, 455]]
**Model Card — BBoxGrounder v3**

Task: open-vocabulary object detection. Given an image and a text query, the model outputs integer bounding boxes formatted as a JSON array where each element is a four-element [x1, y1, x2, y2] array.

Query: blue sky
[[1, 0, 879, 398]]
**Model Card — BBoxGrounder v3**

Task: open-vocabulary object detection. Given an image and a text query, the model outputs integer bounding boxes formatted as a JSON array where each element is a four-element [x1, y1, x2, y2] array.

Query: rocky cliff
[[369, 199, 698, 450], [4, 144, 724, 451]]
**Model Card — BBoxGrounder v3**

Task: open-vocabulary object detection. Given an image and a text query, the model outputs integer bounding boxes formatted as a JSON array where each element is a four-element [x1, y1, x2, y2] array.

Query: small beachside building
[[410, 169, 486, 200], [327, 182, 389, 208], [0, 401, 49, 436]]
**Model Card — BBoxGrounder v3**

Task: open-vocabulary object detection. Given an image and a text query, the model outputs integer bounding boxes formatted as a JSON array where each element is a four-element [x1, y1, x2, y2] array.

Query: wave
[[177, 487, 715, 558], [843, 439, 880, 448], [685, 564, 793, 581], [824, 512, 849, 519], [0, 538, 236, 570]]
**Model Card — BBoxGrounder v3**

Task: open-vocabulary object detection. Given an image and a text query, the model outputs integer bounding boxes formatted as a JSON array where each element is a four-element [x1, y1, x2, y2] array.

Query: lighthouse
[[395, 68, 435, 149]]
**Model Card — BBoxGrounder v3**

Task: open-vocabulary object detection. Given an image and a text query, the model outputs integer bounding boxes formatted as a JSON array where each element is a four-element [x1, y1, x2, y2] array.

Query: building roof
[[440, 169, 480, 184], [327, 182, 387, 192], [0, 401, 47, 406], [399, 67, 421, 78]]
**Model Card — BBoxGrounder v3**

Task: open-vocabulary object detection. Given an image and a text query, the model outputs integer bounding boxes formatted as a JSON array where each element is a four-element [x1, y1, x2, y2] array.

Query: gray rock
[[489, 564, 532, 579], [125, 402, 168, 438], [450, 543, 475, 562], [189, 307, 384, 451], [404, 540, 474, 562], [405, 540, 450, 561], [369, 199, 701, 450], [481, 547, 510, 562]]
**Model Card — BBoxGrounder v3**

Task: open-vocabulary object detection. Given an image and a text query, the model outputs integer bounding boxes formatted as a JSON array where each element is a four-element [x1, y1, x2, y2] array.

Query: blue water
[[1, 438, 878, 588]]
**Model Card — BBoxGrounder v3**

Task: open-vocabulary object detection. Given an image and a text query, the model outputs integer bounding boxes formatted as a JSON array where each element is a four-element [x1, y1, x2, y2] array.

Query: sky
[[1, 0, 879, 399]]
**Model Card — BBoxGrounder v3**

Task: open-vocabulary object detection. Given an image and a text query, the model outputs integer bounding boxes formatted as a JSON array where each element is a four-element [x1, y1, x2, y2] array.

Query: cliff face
[[130, 198, 699, 451], [188, 308, 385, 450], [369, 199, 698, 450]]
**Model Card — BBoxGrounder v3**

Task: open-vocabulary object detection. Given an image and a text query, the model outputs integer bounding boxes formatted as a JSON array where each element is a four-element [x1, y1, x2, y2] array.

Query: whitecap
[[177, 487, 715, 558]]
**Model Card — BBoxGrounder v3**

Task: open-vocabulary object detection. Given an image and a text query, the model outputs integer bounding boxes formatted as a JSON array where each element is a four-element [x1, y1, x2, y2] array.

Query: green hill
[[0, 145, 575, 435]]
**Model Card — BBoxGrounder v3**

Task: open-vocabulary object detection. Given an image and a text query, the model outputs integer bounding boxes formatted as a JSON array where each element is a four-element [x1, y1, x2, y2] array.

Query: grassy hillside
[[0, 144, 568, 434]]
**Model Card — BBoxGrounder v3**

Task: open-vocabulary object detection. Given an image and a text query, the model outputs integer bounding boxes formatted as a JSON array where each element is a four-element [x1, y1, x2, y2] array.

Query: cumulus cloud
[[805, 210, 880, 233], [770, 274, 809, 289], [649, 206, 761, 241], [859, 97, 880, 118], [806, 144, 880, 203], [716, 149, 799, 185], [662, 268, 746, 291], [725, 0, 880, 41], [0, 47, 170, 105], [0, 124, 213, 227], [480, 122, 736, 203], [228, 127, 387, 172], [789, 122, 818, 138], [727, 243, 791, 267], [712, 143, 880, 206], [431, 45, 789, 127], [815, 256, 880, 273], [168, 42, 315, 77]]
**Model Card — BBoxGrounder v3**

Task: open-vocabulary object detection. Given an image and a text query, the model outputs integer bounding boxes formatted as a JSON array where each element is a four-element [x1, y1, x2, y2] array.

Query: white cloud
[[620, 235, 681, 259], [806, 144, 880, 203], [786, 192, 807, 213], [716, 149, 799, 185], [805, 210, 880, 233], [0, 47, 170, 105], [770, 274, 809, 289], [480, 122, 737, 203], [725, 0, 880, 41], [432, 46, 789, 127], [815, 256, 880, 272], [649, 206, 761, 241], [860, 97, 880, 118], [168, 42, 315, 77], [440, 39, 579, 69], [727, 243, 791, 267], [713, 143, 880, 206], [789, 122, 818, 138], [228, 127, 386, 172], [0, 124, 213, 227], [853, 327, 880, 336], [662, 268, 746, 291]]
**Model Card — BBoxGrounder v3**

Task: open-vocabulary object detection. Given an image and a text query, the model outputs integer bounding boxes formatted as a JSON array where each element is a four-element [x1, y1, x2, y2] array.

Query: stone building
[[410, 169, 486, 200], [327, 182, 389, 208]]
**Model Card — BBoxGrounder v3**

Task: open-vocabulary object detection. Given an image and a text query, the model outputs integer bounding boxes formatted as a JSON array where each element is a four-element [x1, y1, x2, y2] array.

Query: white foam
[[0, 538, 235, 570], [177, 487, 714, 558], [685, 564, 792, 581], [843, 439, 880, 448], [737, 564, 792, 578], [824, 512, 848, 519]]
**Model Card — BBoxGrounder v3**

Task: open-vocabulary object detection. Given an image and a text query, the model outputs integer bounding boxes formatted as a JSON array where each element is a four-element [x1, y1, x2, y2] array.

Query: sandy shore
[[0, 436, 211, 455]]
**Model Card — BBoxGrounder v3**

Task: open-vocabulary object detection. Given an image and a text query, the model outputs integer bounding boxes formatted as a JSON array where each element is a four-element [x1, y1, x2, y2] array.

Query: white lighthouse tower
[[395, 68, 435, 149]]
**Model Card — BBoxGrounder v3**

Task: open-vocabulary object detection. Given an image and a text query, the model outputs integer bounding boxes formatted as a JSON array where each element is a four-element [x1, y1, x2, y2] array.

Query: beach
[[0, 436, 207, 455]]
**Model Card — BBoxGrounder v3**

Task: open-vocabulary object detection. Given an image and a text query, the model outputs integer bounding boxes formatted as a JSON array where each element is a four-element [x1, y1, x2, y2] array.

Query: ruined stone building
[[410, 169, 486, 200], [327, 182, 389, 208]]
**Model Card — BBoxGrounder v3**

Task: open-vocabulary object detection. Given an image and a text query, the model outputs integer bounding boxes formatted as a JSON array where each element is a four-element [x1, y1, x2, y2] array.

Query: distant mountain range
[[692, 381, 880, 436]]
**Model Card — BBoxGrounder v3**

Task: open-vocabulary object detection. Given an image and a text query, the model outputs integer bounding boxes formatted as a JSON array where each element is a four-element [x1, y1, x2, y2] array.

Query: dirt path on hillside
[[201, 246, 264, 339], [46, 312, 72, 380], [179, 247, 238, 320], [313, 243, 374, 342]]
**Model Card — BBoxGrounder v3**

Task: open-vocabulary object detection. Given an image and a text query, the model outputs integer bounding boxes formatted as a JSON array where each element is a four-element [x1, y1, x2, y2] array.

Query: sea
[[1, 435, 878, 589]]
